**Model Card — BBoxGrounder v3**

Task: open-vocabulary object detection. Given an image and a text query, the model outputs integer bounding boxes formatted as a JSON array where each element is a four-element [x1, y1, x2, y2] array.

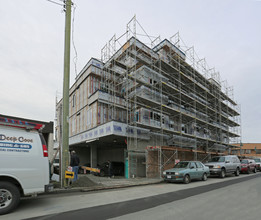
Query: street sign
[[65, 171, 74, 179]]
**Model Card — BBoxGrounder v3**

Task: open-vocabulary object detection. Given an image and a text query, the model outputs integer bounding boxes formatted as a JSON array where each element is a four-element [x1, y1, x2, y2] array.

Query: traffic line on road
[[24, 173, 261, 220]]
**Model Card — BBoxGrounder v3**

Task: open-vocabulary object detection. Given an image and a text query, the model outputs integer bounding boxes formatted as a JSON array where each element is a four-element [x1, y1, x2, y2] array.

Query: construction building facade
[[55, 17, 241, 178]]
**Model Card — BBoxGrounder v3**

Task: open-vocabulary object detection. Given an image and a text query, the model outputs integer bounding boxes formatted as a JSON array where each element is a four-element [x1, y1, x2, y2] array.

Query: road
[[2, 173, 261, 220]]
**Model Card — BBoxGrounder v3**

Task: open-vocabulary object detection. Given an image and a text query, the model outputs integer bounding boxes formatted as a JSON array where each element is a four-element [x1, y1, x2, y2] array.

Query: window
[[72, 94, 76, 108], [72, 116, 75, 133], [241, 159, 249, 164], [174, 162, 189, 168], [210, 156, 225, 162], [256, 149, 261, 154], [225, 157, 232, 163], [190, 162, 196, 169], [245, 150, 251, 154], [87, 108, 92, 127], [196, 162, 203, 168], [231, 150, 238, 154]]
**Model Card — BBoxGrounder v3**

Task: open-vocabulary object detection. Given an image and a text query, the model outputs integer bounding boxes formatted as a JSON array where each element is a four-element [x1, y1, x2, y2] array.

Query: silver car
[[205, 155, 241, 178]]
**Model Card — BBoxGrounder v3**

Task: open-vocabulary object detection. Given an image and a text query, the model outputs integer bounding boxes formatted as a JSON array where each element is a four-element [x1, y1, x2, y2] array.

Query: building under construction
[[55, 17, 241, 178]]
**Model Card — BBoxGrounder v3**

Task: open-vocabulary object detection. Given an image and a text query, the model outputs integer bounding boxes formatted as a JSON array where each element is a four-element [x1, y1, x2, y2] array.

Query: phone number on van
[[0, 142, 32, 149]]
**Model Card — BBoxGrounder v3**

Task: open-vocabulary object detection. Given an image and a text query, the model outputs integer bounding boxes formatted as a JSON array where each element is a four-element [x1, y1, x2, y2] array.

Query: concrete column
[[90, 145, 97, 168]]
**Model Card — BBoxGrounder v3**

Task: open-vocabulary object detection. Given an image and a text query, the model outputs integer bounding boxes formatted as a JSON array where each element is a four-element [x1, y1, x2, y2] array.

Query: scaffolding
[[100, 16, 241, 178]]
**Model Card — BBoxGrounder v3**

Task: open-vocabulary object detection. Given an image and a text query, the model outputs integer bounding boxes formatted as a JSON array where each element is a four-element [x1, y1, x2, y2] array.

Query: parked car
[[0, 117, 52, 215], [98, 161, 124, 177], [240, 159, 257, 174], [53, 158, 60, 174], [204, 155, 241, 178], [253, 158, 261, 171], [163, 161, 210, 184]]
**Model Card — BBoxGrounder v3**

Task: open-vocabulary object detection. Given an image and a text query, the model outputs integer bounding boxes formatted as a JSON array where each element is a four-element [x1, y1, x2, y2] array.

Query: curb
[[44, 180, 163, 195]]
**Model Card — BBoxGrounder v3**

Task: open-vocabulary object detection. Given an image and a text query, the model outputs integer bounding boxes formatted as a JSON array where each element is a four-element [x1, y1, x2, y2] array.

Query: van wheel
[[0, 182, 20, 215], [253, 167, 257, 173]]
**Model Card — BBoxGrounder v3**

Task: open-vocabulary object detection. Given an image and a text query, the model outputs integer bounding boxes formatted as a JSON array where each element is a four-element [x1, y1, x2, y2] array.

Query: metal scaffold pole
[[61, 0, 72, 188]]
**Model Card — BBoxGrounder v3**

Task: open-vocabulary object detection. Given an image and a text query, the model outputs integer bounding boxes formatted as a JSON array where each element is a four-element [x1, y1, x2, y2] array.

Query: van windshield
[[254, 159, 261, 162], [210, 156, 225, 162]]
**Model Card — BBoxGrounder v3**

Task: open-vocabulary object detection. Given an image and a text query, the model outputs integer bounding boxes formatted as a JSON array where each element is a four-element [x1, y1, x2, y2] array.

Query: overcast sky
[[0, 0, 260, 143]]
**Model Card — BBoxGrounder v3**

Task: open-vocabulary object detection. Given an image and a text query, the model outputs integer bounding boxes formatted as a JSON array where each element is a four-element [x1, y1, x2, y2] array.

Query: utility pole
[[61, 0, 72, 188]]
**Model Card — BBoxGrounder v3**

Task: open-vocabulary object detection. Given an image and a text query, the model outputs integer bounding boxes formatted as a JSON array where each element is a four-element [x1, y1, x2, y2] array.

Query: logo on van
[[0, 134, 33, 143], [0, 142, 32, 150]]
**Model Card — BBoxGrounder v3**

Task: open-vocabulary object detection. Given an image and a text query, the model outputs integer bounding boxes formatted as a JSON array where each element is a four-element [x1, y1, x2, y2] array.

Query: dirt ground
[[52, 175, 99, 188]]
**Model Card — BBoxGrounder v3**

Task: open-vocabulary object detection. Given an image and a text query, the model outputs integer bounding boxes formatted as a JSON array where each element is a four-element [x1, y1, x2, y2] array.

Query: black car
[[98, 161, 124, 177]]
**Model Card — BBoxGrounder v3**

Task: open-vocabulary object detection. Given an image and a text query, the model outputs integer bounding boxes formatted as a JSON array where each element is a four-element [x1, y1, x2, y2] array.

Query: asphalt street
[[16, 173, 261, 220]]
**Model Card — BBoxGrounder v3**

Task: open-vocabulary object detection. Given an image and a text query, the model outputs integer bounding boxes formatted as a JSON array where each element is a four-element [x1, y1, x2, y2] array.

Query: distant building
[[231, 143, 261, 158]]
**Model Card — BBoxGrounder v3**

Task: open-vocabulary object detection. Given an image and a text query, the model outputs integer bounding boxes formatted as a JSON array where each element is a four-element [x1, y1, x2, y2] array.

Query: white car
[[0, 117, 52, 215]]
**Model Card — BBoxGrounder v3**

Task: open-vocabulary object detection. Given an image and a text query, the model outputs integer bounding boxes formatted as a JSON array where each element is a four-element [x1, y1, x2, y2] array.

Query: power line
[[46, 0, 78, 77], [46, 0, 64, 7]]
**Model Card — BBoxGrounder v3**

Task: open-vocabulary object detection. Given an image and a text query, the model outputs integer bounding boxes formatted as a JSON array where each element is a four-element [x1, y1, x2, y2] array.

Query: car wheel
[[0, 181, 20, 215], [220, 169, 226, 178], [183, 174, 190, 184], [202, 173, 207, 181], [235, 168, 240, 176], [253, 167, 257, 173]]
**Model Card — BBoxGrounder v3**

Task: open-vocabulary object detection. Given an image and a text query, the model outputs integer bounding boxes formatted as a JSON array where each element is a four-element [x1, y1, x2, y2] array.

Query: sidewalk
[[49, 174, 162, 194]]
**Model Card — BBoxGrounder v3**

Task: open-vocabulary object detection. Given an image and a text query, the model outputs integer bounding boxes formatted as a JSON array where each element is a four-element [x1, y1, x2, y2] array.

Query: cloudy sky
[[0, 0, 260, 142]]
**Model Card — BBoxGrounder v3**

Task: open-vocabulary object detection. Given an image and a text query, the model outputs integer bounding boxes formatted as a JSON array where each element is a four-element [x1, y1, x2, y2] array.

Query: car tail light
[[42, 144, 48, 157]]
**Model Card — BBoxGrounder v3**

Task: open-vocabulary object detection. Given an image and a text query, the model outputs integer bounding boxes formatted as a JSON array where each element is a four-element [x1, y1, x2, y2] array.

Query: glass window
[[210, 156, 225, 162], [72, 94, 76, 107], [87, 108, 92, 127], [190, 162, 196, 169], [72, 116, 76, 133], [246, 150, 251, 154], [196, 162, 203, 168], [54, 159, 59, 163], [174, 162, 189, 168]]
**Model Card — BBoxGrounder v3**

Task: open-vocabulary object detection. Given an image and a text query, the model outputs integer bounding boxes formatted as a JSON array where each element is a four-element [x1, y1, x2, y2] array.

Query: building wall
[[55, 36, 241, 178]]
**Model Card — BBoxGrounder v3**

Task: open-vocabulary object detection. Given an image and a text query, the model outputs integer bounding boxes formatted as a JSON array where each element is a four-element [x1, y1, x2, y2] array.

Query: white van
[[0, 117, 52, 215]]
